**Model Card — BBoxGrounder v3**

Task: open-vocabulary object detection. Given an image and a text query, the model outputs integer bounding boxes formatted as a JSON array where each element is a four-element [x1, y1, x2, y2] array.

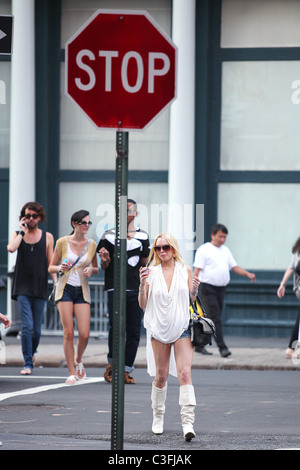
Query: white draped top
[[143, 261, 190, 376]]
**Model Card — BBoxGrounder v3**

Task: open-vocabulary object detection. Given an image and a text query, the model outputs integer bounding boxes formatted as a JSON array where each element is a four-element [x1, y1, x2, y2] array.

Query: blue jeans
[[107, 290, 143, 373], [17, 295, 46, 370]]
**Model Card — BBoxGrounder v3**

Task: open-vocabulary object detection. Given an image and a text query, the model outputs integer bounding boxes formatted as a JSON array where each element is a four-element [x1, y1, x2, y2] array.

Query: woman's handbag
[[189, 295, 216, 348], [48, 284, 56, 305], [294, 281, 300, 300]]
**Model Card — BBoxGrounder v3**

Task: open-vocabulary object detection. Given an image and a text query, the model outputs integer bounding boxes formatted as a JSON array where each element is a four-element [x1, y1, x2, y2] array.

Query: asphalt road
[[0, 366, 299, 453]]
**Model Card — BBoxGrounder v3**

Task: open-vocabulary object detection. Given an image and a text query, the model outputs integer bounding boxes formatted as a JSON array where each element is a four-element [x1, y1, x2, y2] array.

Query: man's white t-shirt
[[193, 242, 237, 287]]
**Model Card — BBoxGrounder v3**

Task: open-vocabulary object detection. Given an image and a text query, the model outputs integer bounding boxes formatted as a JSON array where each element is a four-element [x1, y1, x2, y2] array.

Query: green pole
[[111, 131, 128, 450]]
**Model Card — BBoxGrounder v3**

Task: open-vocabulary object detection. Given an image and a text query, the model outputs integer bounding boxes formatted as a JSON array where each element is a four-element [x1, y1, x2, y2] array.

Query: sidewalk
[[2, 334, 300, 371]]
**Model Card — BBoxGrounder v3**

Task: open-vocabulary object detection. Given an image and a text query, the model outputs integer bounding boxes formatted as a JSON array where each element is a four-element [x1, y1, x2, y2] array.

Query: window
[[218, 183, 300, 269], [221, 61, 300, 171], [221, 0, 300, 48]]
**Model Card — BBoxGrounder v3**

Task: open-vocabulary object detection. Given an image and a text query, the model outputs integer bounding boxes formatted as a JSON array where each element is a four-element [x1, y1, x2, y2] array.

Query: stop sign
[[65, 10, 177, 131]]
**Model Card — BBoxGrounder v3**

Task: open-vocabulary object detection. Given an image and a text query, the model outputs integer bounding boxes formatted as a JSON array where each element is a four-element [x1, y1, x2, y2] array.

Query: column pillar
[[7, 0, 35, 319], [168, 0, 196, 266]]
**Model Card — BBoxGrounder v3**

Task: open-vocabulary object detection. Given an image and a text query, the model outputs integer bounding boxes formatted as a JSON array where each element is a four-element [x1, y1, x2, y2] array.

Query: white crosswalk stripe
[[0, 376, 104, 402]]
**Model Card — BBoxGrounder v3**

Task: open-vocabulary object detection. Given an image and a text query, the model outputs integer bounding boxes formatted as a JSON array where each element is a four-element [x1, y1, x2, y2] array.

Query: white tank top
[[66, 244, 88, 287]]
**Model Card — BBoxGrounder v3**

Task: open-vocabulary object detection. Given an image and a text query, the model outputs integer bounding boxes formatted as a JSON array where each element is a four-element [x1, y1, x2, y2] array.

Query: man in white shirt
[[193, 224, 256, 357]]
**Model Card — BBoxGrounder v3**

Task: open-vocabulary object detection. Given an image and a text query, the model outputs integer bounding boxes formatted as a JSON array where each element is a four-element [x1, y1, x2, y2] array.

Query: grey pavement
[[1, 336, 300, 451], [2, 332, 300, 372]]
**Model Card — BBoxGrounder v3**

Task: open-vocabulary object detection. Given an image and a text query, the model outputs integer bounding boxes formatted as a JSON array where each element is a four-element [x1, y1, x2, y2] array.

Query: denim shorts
[[179, 327, 191, 339], [151, 327, 191, 343], [57, 283, 88, 304]]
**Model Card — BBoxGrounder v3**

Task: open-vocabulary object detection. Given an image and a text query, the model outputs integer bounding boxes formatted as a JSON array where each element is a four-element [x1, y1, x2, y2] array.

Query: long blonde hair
[[148, 232, 184, 266]]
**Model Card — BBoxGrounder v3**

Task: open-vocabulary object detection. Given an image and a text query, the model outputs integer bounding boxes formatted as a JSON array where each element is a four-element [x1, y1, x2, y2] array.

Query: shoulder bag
[[189, 295, 216, 348]]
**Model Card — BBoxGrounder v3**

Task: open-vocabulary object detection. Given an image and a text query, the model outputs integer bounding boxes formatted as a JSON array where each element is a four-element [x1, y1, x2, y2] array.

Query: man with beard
[[7, 202, 55, 375]]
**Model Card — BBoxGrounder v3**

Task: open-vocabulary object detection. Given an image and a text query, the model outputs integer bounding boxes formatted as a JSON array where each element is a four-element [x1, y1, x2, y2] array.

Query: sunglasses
[[154, 244, 171, 252], [76, 221, 92, 226], [25, 213, 39, 220]]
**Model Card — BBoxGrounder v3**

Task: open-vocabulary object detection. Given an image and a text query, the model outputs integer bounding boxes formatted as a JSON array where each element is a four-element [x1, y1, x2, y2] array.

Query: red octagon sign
[[66, 10, 177, 131]]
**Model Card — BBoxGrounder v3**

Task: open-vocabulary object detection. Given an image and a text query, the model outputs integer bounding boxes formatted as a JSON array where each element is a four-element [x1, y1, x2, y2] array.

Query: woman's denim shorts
[[179, 327, 191, 339], [57, 283, 88, 304], [150, 327, 191, 344]]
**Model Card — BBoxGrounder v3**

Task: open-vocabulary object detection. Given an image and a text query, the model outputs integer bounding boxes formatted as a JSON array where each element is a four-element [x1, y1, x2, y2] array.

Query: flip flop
[[65, 375, 77, 385], [20, 368, 32, 375], [76, 362, 86, 380]]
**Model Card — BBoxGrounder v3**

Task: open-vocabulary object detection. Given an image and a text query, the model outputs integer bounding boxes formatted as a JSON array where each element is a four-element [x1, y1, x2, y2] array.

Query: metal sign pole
[[111, 131, 128, 450]]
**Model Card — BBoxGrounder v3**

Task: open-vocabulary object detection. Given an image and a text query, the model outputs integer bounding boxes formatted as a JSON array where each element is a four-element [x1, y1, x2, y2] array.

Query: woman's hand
[[139, 266, 149, 288], [139, 267, 149, 310], [191, 275, 200, 295], [0, 313, 11, 329], [277, 285, 285, 299], [60, 260, 70, 273], [82, 266, 94, 278]]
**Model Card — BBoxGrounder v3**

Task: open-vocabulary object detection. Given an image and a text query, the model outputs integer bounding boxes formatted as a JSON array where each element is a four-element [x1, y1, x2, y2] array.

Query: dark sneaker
[[220, 347, 231, 358]]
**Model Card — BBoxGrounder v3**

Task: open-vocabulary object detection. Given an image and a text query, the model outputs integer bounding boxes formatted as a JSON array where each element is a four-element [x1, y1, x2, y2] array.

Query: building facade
[[1, 0, 300, 336]]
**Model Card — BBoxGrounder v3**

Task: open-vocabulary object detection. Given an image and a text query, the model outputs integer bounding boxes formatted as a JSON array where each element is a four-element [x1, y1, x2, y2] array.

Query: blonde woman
[[139, 233, 200, 441], [49, 210, 98, 384]]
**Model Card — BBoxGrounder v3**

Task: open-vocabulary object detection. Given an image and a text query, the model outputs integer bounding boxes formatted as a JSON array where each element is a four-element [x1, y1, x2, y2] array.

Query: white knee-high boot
[[151, 382, 167, 434], [179, 384, 196, 441]]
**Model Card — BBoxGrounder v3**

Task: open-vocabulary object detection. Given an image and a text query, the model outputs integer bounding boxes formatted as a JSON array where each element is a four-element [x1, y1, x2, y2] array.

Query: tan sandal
[[124, 372, 136, 384], [104, 364, 112, 383]]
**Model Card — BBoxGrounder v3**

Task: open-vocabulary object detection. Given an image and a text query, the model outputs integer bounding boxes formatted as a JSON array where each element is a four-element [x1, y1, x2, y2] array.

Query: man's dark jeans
[[199, 282, 227, 350]]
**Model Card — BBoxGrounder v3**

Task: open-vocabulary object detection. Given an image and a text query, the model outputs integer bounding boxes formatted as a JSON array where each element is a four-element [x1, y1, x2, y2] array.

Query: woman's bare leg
[[174, 337, 194, 385], [57, 301, 76, 376], [74, 302, 90, 364], [151, 338, 171, 388]]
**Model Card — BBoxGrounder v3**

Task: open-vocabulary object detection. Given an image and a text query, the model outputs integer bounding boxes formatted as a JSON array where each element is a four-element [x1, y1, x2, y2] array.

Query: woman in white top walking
[[139, 233, 200, 441], [49, 210, 98, 384]]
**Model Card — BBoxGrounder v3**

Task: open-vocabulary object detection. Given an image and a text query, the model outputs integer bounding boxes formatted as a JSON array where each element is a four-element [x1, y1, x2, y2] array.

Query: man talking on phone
[[7, 202, 55, 375]]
